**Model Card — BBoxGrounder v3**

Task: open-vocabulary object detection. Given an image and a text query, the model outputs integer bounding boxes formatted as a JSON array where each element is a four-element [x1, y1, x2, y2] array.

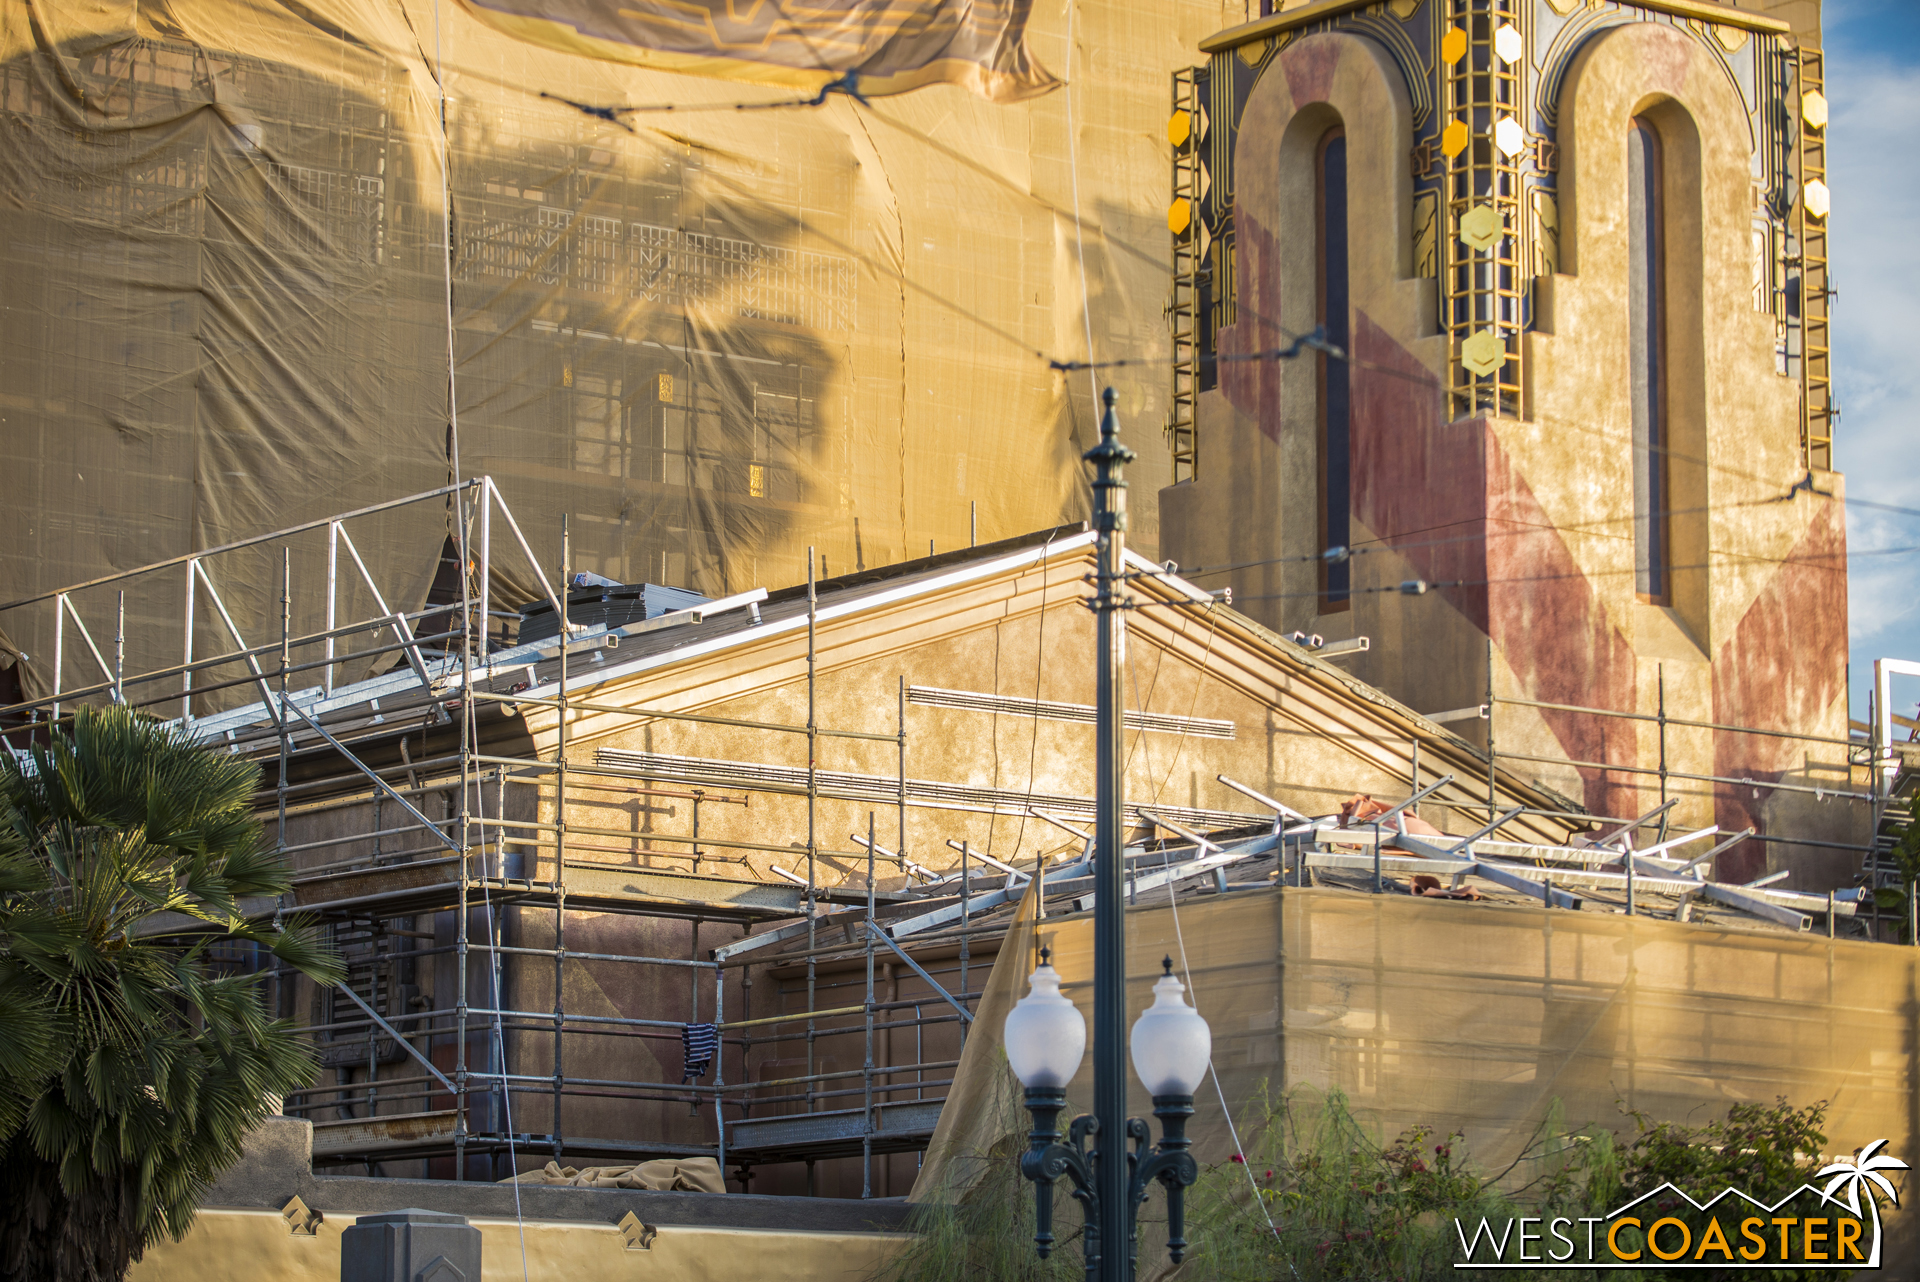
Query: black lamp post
[[1003, 390, 1209, 1281]]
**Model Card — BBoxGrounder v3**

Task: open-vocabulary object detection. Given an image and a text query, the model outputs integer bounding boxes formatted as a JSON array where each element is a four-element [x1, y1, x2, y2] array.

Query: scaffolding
[[1165, 64, 1205, 484], [1793, 44, 1834, 474], [0, 478, 1005, 1191], [1, 481, 1904, 1194]]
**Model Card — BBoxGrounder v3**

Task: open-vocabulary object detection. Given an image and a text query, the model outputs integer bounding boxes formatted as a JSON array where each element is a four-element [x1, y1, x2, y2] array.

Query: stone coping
[[206, 1118, 913, 1236]]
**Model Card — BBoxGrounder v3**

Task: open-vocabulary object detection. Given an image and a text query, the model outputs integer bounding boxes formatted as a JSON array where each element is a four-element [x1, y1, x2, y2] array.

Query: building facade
[[1158, 0, 1855, 882]]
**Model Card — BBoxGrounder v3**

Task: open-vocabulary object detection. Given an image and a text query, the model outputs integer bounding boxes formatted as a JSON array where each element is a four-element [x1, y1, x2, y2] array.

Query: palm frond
[[1, 703, 338, 1259]]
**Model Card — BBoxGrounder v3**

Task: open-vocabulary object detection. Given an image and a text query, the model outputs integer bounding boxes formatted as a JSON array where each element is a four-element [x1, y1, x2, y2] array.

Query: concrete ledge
[[201, 1118, 914, 1236]]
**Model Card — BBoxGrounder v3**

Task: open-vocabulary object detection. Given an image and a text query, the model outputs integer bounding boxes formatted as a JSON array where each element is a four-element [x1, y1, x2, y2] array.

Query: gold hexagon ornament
[[1168, 110, 1191, 148], [1802, 90, 1829, 131], [1458, 203, 1502, 251], [1168, 198, 1192, 237], [1494, 115, 1527, 158], [1441, 119, 1470, 159], [1460, 329, 1504, 377], [1493, 23, 1524, 65], [1803, 179, 1830, 220], [1441, 25, 1467, 65]]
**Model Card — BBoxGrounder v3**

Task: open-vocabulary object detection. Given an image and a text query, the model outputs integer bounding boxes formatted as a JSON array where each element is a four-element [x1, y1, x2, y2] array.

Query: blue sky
[[1828, 0, 1920, 721]]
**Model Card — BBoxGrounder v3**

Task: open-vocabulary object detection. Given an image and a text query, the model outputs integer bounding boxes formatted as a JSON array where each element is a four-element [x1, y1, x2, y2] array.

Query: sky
[[1827, 0, 1920, 721]]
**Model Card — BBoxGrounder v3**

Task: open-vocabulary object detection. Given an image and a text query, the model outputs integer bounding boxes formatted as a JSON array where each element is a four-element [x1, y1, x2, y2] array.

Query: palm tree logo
[[1816, 1140, 1909, 1268]]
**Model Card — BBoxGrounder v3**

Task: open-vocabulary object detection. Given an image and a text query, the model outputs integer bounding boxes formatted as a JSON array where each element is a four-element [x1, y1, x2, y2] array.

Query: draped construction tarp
[[0, 0, 1211, 713], [914, 889, 1920, 1254], [457, 0, 1060, 102]]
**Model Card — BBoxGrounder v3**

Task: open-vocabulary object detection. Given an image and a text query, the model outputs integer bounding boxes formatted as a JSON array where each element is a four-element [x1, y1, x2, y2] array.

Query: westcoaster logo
[[1453, 1140, 1907, 1269]]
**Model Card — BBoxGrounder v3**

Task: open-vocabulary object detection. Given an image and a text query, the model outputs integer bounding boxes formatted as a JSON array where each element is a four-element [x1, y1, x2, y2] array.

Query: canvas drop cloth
[[505, 1155, 726, 1192]]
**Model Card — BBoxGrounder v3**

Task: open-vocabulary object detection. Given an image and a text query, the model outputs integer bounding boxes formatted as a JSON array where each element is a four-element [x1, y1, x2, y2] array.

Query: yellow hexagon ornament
[[1168, 110, 1191, 148], [1441, 25, 1467, 65], [1459, 203, 1502, 251], [1802, 90, 1828, 131], [1493, 23, 1523, 65], [1441, 119, 1470, 159], [1461, 329, 1504, 378], [1169, 198, 1193, 237], [1803, 179, 1830, 220]]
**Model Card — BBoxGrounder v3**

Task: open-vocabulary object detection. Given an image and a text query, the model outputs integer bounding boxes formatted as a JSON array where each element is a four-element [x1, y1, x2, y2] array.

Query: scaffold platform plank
[[723, 1100, 945, 1165]]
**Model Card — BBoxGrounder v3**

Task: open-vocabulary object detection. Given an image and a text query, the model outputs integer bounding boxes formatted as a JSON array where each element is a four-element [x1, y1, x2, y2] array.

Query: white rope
[[1123, 609, 1281, 1241]]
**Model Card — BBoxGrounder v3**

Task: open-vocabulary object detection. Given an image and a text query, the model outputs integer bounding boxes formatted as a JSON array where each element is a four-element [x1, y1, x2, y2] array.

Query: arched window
[[1628, 117, 1668, 603], [1317, 127, 1351, 610]]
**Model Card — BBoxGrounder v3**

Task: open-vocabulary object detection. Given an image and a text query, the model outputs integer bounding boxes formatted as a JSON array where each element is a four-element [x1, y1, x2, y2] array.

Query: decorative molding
[[618, 1212, 658, 1250], [908, 685, 1237, 739], [1199, 0, 1785, 55], [280, 1195, 323, 1237]]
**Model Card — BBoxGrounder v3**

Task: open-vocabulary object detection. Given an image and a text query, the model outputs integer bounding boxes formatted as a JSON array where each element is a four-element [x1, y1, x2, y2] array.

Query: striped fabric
[[681, 1022, 719, 1083]]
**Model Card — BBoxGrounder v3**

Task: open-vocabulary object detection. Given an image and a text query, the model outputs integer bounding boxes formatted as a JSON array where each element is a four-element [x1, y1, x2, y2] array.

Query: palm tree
[[0, 704, 340, 1282], [1816, 1139, 1909, 1268]]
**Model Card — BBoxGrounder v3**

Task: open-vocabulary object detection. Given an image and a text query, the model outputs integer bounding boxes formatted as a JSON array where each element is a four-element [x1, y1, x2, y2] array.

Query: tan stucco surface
[[130, 1208, 906, 1282]]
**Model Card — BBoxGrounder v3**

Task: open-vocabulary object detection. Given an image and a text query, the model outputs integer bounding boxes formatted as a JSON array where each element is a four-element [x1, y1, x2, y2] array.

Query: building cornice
[[1197, 0, 1790, 56]]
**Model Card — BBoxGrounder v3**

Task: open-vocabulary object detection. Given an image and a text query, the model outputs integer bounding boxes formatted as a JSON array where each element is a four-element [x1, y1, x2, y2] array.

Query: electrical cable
[[432, 4, 525, 1273], [1220, 543, 1920, 607], [1177, 522, 1912, 587], [1001, 527, 1060, 865]]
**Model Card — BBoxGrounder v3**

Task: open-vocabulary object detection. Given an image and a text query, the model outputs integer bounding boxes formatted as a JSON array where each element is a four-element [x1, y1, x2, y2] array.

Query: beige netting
[[0, 0, 1228, 711], [917, 886, 1920, 1227]]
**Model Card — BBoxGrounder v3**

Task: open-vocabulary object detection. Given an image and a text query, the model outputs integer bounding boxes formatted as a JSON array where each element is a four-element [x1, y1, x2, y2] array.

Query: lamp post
[[1002, 390, 1209, 1281]]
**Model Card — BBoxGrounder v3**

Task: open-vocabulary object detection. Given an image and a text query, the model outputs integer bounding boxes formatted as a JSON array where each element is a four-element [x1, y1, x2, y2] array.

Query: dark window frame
[[1316, 126, 1352, 612], [1628, 116, 1671, 605]]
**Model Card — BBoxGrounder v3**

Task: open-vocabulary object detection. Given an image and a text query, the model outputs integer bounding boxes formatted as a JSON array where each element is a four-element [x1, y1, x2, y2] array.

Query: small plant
[[881, 1079, 1870, 1282], [1175, 1085, 1615, 1282], [875, 1067, 1084, 1282], [1608, 1097, 1856, 1282], [1618, 1096, 1829, 1204]]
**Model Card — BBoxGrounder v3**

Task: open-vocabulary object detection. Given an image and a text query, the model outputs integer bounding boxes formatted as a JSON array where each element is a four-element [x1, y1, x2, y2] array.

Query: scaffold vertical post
[[1485, 638, 1496, 808], [806, 547, 819, 1122], [1657, 665, 1669, 833], [554, 514, 570, 1163], [958, 842, 970, 1046], [279, 551, 291, 856], [863, 809, 876, 1198]]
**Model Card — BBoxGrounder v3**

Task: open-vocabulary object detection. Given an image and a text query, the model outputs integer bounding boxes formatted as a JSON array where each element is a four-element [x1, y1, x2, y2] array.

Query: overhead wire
[[438, 32, 1899, 557], [1174, 504, 1908, 584], [432, 5, 526, 1270], [1218, 543, 1920, 607]]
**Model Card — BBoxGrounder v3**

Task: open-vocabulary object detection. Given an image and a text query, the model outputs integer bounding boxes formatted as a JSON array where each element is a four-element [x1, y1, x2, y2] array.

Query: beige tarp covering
[[457, 0, 1060, 102], [0, 0, 1222, 711], [915, 887, 1920, 1235], [505, 1155, 726, 1191], [910, 870, 1041, 1202]]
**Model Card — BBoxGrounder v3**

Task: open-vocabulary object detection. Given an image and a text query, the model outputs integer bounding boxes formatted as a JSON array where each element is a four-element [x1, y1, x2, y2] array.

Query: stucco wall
[[1160, 14, 1861, 880]]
